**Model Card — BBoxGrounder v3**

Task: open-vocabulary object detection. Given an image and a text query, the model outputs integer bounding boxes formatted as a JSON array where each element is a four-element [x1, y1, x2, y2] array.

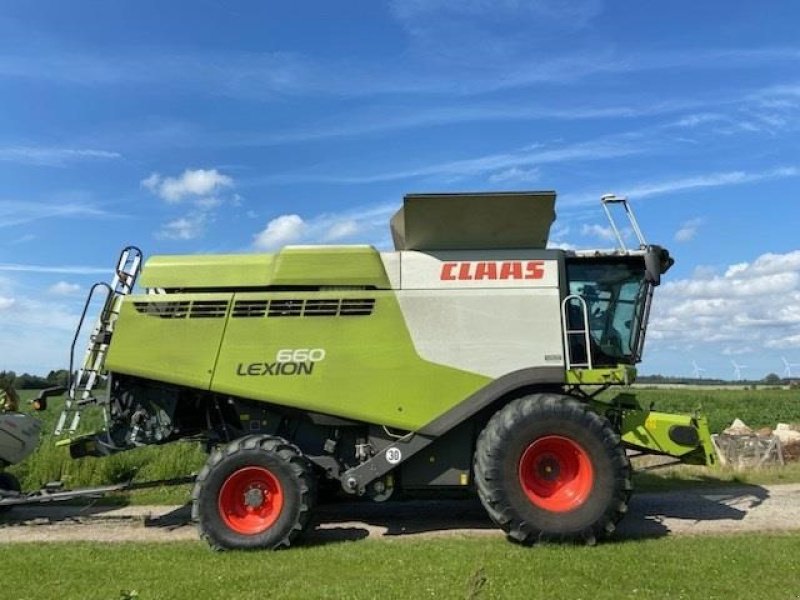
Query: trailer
[[10, 191, 715, 549]]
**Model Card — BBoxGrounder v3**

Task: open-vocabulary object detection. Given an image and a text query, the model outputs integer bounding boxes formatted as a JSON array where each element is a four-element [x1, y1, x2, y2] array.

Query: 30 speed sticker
[[385, 447, 402, 464]]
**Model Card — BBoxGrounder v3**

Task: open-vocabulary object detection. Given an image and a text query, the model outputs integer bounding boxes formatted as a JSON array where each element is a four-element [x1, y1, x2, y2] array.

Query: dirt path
[[1, 483, 799, 544]]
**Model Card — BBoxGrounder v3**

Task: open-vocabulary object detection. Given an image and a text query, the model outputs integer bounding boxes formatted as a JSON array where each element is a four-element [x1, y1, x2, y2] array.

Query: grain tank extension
[[52, 191, 715, 550]]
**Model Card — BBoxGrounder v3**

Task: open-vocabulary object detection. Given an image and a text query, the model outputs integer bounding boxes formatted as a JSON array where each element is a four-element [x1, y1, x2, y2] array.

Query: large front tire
[[474, 394, 631, 545], [192, 435, 316, 550]]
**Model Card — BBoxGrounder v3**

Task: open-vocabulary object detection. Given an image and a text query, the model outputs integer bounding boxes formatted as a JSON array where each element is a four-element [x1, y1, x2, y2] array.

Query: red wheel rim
[[218, 466, 284, 535], [518, 435, 594, 512]]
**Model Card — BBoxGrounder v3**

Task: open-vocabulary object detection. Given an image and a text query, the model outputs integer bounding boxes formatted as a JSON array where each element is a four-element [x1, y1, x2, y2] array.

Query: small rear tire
[[474, 393, 631, 545], [192, 435, 316, 550], [0, 472, 21, 514]]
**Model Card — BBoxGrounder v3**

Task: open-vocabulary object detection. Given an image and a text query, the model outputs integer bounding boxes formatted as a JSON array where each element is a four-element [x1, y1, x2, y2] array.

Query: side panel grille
[[268, 299, 304, 317], [303, 299, 340, 317], [190, 300, 229, 319], [232, 298, 376, 318], [133, 300, 229, 319], [232, 300, 269, 318], [135, 297, 376, 319], [133, 301, 191, 319], [340, 299, 375, 316]]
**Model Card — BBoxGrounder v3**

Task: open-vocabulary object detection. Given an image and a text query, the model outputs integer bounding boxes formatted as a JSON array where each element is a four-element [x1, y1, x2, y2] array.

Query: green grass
[[2, 534, 800, 599], [7, 387, 800, 505], [7, 390, 205, 502], [628, 386, 800, 433]]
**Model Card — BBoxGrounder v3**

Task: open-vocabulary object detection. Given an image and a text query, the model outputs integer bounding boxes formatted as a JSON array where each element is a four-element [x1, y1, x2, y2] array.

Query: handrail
[[68, 282, 113, 396], [561, 294, 593, 370]]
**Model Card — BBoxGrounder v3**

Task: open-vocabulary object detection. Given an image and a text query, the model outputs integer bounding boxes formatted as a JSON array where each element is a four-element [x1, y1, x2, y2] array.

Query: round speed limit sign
[[385, 447, 402, 464]]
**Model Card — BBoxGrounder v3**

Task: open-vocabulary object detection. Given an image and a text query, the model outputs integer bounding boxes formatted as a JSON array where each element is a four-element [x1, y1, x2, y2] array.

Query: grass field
[[6, 387, 800, 504], [2, 534, 800, 599]]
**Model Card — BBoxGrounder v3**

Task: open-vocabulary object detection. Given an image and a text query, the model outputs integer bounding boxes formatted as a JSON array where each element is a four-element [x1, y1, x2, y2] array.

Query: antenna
[[731, 360, 747, 381], [691, 361, 706, 379]]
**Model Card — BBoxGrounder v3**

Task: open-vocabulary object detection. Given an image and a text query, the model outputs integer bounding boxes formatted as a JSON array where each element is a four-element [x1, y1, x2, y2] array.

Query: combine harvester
[[0, 192, 715, 549]]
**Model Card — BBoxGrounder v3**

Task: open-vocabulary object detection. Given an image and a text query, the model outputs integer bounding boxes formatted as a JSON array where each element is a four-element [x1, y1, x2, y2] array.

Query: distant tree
[[763, 373, 782, 385], [46, 369, 70, 387], [14, 373, 49, 389], [0, 370, 16, 387]]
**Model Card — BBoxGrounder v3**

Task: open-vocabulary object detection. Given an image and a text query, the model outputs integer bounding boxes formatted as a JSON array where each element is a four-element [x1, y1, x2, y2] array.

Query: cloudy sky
[[1, 1, 799, 379]]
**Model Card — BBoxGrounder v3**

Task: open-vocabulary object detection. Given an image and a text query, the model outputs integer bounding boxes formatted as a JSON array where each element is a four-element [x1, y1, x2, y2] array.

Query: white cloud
[[142, 168, 233, 203], [269, 137, 643, 185], [0, 295, 83, 373], [0, 145, 121, 166], [650, 249, 800, 352], [674, 217, 704, 242], [253, 203, 397, 251], [627, 167, 799, 200], [253, 214, 307, 250], [723, 346, 753, 356], [581, 223, 619, 242], [0, 200, 115, 229], [0, 263, 107, 275], [489, 166, 540, 183], [47, 281, 81, 296], [561, 166, 800, 207], [324, 220, 359, 241], [158, 213, 208, 240], [143, 168, 236, 241]]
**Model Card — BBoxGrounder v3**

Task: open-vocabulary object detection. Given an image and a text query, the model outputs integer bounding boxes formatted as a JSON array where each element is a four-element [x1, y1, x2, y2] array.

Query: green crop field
[[2, 534, 800, 599], [6, 386, 800, 504]]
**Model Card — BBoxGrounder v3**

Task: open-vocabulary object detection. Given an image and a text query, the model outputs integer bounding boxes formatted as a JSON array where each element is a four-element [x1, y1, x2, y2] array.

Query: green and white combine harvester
[[0, 191, 715, 549]]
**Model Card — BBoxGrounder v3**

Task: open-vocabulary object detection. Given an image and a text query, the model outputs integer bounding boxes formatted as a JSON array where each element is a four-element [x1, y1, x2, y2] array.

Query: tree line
[[0, 369, 70, 389]]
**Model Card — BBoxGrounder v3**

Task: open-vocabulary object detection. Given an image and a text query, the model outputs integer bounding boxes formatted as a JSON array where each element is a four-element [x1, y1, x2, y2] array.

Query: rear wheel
[[0, 472, 21, 514], [474, 393, 631, 544], [192, 435, 316, 550]]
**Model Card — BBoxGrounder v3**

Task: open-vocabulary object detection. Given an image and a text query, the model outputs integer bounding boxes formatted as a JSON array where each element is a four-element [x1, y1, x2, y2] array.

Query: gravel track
[[1, 483, 799, 545]]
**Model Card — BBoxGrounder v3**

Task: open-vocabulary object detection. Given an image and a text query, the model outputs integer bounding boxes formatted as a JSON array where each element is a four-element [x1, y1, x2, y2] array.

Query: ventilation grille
[[269, 299, 304, 317], [133, 300, 228, 319], [133, 301, 191, 319], [232, 300, 268, 318], [340, 299, 375, 316], [231, 298, 375, 319], [303, 299, 340, 317], [190, 300, 229, 319], [134, 298, 375, 319]]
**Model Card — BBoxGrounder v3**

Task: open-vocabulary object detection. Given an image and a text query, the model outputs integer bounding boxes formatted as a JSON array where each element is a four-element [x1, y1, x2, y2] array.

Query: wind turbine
[[691, 361, 706, 379], [783, 357, 800, 378], [731, 360, 747, 381]]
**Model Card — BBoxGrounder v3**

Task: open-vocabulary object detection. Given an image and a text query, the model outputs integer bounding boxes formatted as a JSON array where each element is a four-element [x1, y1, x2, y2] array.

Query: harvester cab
[[44, 191, 714, 550]]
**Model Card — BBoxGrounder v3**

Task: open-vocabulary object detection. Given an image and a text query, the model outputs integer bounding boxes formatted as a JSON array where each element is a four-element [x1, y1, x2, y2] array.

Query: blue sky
[[1, 0, 799, 380]]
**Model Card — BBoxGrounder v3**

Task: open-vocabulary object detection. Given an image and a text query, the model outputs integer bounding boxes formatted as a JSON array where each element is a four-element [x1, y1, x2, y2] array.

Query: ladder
[[55, 246, 143, 436], [600, 194, 648, 250]]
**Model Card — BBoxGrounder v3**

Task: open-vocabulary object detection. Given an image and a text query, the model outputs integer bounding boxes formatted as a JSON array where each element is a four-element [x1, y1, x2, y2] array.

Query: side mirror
[[644, 246, 673, 286]]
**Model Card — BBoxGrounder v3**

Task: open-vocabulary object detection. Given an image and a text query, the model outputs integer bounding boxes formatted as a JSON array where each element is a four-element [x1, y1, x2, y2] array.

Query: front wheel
[[474, 393, 631, 544], [192, 435, 316, 550]]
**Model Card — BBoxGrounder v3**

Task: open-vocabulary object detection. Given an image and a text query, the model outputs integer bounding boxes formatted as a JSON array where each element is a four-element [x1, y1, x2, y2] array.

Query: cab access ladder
[[55, 246, 143, 436]]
